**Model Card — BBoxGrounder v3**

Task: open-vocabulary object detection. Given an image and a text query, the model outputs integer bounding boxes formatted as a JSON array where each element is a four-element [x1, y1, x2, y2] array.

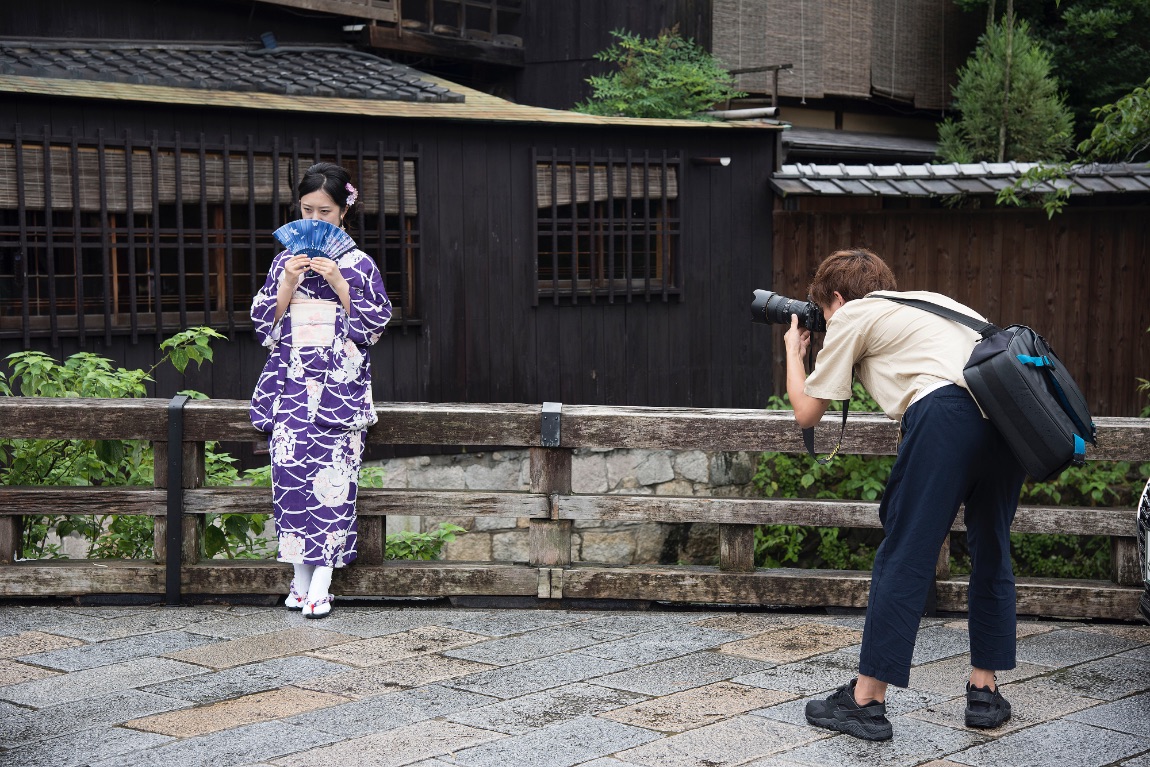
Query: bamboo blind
[[0, 143, 418, 215], [535, 163, 678, 208]]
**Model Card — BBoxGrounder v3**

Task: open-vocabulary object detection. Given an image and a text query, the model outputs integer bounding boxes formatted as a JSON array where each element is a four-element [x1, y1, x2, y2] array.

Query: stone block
[[308, 626, 487, 667], [438, 610, 590, 637], [617, 714, 820, 767], [673, 450, 711, 483], [709, 452, 757, 487], [1067, 690, 1150, 736], [580, 626, 744, 666], [296, 654, 495, 699], [718, 624, 864, 664], [464, 460, 521, 490], [443, 532, 492, 561], [578, 530, 637, 564], [606, 451, 644, 490], [908, 678, 1098, 736], [385, 515, 420, 534], [491, 531, 529, 562], [0, 690, 190, 749], [164, 627, 357, 670], [634, 451, 675, 486], [285, 683, 496, 737], [655, 478, 696, 496], [19, 630, 220, 672], [1015, 628, 1141, 668], [472, 516, 517, 532], [634, 524, 671, 564], [572, 452, 610, 494], [142, 655, 352, 705], [408, 464, 465, 490], [943, 720, 1147, 767], [0, 723, 173, 767], [1038, 655, 1150, 700], [88, 720, 341, 767], [0, 659, 58, 687], [443, 627, 623, 666], [380, 462, 409, 488]]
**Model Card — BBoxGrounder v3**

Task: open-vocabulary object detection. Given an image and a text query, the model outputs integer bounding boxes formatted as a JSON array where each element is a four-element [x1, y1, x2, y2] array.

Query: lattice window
[[534, 150, 681, 304], [0, 130, 420, 344]]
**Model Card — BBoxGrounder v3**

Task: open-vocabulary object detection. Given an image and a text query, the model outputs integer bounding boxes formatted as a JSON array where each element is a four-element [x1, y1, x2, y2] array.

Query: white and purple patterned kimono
[[249, 248, 391, 568]]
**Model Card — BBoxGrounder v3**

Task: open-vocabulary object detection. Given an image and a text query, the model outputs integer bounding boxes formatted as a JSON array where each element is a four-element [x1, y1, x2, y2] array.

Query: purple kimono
[[250, 248, 391, 567]]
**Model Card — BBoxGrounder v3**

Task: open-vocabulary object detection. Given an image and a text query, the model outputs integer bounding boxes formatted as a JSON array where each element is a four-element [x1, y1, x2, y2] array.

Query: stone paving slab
[[0, 724, 173, 767], [947, 719, 1150, 767], [308, 625, 487, 667], [285, 683, 497, 737], [601, 681, 793, 733], [449, 715, 660, 767], [0, 656, 207, 707], [0, 630, 84, 657], [446, 682, 647, 735], [296, 653, 496, 698], [0, 604, 1145, 767], [0, 690, 191, 748], [124, 686, 350, 737], [165, 627, 357, 669], [271, 718, 502, 767], [88, 720, 344, 767], [0, 658, 59, 686], [717, 623, 863, 664], [19, 629, 221, 671], [140, 655, 352, 705], [578, 626, 745, 665], [594, 650, 774, 696]]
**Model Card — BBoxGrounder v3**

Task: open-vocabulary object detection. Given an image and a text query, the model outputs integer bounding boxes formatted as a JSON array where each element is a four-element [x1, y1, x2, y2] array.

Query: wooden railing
[[0, 398, 1146, 620]]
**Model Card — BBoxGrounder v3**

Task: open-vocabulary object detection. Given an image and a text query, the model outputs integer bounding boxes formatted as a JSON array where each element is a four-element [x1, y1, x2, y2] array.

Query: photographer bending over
[[784, 248, 1025, 741]]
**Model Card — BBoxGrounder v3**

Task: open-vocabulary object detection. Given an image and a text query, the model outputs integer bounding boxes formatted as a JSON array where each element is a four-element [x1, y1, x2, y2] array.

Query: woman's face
[[299, 188, 344, 226]]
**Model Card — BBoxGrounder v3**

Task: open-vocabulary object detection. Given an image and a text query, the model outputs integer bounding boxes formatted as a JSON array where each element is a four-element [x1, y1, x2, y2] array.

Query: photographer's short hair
[[809, 248, 897, 307]]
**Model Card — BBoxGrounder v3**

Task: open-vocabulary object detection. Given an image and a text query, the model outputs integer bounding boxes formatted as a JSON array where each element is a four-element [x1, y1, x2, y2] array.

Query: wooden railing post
[[1111, 536, 1141, 587], [528, 446, 573, 568], [719, 524, 756, 572], [358, 515, 386, 565], [153, 440, 205, 568], [0, 515, 22, 565]]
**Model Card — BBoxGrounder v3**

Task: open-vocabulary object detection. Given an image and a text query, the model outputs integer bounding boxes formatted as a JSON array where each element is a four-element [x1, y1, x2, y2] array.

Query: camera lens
[[751, 289, 826, 333]]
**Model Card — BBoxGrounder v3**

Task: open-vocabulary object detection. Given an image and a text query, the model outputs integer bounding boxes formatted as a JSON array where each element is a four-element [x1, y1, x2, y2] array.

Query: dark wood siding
[[772, 205, 1150, 417], [1, 94, 777, 420]]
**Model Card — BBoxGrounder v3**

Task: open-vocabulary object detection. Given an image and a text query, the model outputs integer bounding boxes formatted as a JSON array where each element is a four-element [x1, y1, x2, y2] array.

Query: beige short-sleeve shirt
[[804, 290, 986, 420]]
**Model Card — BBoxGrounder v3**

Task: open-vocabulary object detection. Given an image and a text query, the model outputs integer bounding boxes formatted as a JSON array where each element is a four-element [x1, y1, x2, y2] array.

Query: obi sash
[[290, 298, 338, 348]]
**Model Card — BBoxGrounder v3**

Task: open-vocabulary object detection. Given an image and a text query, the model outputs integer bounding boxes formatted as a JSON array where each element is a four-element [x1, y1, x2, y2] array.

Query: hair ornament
[[344, 182, 359, 207]]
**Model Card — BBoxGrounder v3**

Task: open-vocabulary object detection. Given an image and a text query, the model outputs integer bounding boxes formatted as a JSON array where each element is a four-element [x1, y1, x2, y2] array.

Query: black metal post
[[165, 394, 189, 605]]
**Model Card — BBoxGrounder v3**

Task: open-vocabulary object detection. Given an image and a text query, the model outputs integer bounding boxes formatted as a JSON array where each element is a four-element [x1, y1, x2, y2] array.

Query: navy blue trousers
[[858, 385, 1026, 688]]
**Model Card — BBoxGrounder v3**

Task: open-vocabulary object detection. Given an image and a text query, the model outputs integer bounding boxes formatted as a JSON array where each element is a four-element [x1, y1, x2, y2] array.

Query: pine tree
[[937, 18, 1074, 163]]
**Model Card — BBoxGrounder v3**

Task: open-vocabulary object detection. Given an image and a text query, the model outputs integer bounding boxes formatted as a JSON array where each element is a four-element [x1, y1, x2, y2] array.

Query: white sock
[[307, 566, 333, 604], [293, 564, 314, 596]]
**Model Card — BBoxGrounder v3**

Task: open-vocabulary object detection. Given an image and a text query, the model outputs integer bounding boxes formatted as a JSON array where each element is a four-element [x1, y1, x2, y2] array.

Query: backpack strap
[[802, 399, 849, 464], [878, 295, 1002, 339]]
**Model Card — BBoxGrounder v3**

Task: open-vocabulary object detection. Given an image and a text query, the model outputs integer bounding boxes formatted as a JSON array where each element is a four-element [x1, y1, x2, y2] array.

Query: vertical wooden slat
[[606, 148, 616, 304], [222, 136, 235, 334], [530, 146, 539, 308], [14, 127, 30, 347], [150, 131, 163, 333], [97, 129, 113, 343], [174, 132, 187, 329], [125, 129, 139, 343], [719, 524, 756, 572], [153, 440, 206, 567], [624, 149, 633, 303], [568, 147, 578, 304], [550, 151, 559, 305], [271, 135, 282, 232], [247, 135, 258, 305], [642, 149, 651, 301], [42, 126, 59, 347], [198, 137, 211, 325], [70, 129, 86, 343]]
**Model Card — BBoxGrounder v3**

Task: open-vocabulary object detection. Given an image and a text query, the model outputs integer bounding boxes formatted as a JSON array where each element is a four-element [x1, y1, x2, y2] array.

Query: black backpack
[[881, 296, 1096, 482]]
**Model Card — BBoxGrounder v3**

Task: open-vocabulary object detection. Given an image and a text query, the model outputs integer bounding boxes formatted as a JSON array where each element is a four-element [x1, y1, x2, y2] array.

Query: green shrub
[[754, 382, 1147, 578], [385, 523, 467, 561]]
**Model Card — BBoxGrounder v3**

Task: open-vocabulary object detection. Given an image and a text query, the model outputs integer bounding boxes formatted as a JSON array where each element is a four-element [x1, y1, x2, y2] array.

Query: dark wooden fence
[[772, 205, 1150, 417], [0, 398, 1146, 620]]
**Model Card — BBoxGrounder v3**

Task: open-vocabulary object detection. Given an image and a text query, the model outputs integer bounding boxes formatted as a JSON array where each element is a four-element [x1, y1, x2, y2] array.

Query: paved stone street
[[0, 601, 1147, 767]]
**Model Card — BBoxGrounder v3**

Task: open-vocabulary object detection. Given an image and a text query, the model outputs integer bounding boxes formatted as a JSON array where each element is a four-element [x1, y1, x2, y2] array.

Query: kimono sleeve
[[345, 254, 392, 346], [251, 251, 290, 348]]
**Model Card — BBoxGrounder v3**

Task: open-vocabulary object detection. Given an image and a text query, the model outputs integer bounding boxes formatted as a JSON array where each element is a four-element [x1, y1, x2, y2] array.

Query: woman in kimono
[[250, 162, 392, 618]]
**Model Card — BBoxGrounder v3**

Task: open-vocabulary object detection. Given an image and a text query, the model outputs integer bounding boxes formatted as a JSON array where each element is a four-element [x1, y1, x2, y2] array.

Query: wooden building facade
[[0, 61, 779, 419]]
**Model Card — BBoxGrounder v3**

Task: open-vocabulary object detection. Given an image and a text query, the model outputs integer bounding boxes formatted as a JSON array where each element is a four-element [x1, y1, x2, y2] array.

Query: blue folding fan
[[273, 219, 357, 261]]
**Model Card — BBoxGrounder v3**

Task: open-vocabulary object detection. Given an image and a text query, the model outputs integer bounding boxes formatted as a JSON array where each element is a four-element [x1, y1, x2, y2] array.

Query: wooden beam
[[364, 25, 524, 68], [179, 487, 550, 518], [252, 0, 397, 23], [937, 576, 1143, 620], [0, 398, 168, 440]]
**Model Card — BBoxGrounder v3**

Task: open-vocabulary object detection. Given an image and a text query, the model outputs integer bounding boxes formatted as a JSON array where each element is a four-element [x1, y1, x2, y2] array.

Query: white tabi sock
[[286, 563, 314, 608], [307, 565, 333, 604]]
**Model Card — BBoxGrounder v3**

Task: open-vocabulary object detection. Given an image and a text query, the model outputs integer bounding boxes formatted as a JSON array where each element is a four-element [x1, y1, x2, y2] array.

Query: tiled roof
[[771, 161, 1150, 197], [0, 40, 464, 103]]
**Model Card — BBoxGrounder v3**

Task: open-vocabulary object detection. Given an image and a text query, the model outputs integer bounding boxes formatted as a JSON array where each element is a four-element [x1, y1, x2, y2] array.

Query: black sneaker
[[965, 682, 1011, 728], [805, 679, 893, 741]]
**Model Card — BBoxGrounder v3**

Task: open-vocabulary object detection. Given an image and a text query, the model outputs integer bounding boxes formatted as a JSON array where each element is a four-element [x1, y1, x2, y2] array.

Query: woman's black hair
[[297, 162, 353, 209]]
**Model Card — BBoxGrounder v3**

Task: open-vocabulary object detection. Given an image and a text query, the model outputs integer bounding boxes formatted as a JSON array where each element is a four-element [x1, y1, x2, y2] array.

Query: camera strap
[[801, 399, 849, 465]]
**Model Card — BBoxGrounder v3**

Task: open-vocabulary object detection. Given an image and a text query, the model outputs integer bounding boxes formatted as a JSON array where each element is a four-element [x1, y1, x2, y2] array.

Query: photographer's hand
[[784, 314, 829, 428]]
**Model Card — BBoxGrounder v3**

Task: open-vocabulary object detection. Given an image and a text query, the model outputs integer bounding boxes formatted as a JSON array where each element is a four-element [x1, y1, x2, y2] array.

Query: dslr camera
[[750, 289, 827, 333]]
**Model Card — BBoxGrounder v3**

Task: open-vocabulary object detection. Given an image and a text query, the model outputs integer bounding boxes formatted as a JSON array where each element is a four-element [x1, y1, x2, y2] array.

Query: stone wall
[[373, 448, 762, 565]]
